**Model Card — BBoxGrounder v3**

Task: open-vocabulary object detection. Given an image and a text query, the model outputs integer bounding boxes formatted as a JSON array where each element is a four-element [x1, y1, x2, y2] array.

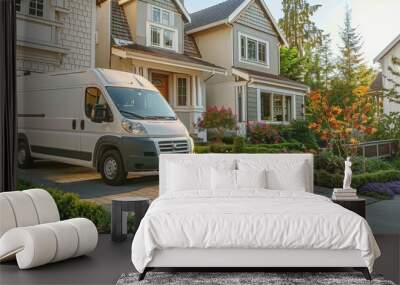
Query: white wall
[[382, 42, 400, 114]]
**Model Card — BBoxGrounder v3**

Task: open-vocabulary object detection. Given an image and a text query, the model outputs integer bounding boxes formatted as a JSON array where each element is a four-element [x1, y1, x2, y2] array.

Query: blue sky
[[185, 0, 400, 67]]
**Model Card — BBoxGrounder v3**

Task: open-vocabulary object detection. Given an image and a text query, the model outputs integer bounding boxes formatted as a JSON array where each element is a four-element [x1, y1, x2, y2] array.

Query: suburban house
[[185, 0, 309, 133], [16, 0, 97, 75], [374, 34, 400, 114], [95, 0, 226, 139]]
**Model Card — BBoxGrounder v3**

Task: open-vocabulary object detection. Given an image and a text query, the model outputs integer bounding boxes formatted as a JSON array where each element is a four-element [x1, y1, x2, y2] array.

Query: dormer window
[[239, 32, 269, 67], [152, 7, 161, 23], [147, 5, 177, 51]]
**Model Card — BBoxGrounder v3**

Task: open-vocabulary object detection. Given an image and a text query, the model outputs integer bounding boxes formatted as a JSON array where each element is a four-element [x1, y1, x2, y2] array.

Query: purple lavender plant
[[359, 181, 400, 199]]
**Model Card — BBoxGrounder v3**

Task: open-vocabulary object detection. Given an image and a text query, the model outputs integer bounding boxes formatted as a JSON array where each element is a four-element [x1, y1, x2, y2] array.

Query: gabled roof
[[113, 44, 226, 74], [118, 0, 191, 23], [374, 34, 400, 63], [369, 72, 383, 92], [185, 0, 288, 46]]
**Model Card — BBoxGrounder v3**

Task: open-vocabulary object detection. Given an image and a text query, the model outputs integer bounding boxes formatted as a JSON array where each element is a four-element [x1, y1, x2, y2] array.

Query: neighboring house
[[185, 0, 309, 133], [374, 34, 400, 114], [95, 0, 226, 139], [16, 0, 97, 75]]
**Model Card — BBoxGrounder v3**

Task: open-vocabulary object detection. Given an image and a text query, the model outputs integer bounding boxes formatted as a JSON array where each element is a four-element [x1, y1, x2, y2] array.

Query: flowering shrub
[[308, 87, 378, 156], [359, 181, 400, 199], [196, 106, 237, 142], [247, 121, 281, 144]]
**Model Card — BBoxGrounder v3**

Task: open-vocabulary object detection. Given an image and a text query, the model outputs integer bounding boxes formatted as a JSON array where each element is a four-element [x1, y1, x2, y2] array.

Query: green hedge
[[314, 169, 400, 189], [17, 180, 111, 233], [194, 142, 305, 154]]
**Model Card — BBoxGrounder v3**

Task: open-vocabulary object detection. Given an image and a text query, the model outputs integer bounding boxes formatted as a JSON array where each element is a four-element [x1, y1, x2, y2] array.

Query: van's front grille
[[158, 140, 189, 153]]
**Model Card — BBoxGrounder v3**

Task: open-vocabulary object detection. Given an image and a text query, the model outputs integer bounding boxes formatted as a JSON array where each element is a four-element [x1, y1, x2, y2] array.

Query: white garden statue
[[343, 157, 353, 190]]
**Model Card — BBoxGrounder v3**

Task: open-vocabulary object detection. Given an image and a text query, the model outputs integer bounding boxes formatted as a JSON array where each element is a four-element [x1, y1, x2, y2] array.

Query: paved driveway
[[17, 160, 159, 205]]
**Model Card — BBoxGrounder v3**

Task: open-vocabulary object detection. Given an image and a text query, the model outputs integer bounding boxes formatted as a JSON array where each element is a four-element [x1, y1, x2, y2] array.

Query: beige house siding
[[194, 25, 233, 72], [17, 0, 96, 75], [96, 0, 111, 68], [235, 0, 275, 36]]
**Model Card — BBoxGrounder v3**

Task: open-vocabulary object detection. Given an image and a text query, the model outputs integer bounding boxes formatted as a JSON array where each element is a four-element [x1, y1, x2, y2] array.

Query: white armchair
[[0, 189, 98, 269]]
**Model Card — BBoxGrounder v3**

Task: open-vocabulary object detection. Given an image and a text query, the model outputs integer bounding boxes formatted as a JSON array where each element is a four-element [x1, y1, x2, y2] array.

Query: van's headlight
[[121, 119, 147, 135]]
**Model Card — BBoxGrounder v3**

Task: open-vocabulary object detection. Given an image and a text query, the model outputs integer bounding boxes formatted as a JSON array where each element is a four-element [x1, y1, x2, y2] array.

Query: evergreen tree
[[337, 5, 364, 93], [319, 34, 335, 92], [279, 0, 323, 56]]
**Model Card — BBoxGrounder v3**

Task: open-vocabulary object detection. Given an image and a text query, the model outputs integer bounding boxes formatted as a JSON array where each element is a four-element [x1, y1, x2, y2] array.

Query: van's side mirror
[[92, 104, 107, 123]]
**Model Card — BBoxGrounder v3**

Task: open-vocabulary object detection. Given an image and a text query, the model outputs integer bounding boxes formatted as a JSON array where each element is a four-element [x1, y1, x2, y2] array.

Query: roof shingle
[[185, 0, 245, 32]]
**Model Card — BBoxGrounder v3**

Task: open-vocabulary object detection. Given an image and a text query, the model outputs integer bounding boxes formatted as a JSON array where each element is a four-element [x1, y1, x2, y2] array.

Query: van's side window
[[85, 87, 113, 122]]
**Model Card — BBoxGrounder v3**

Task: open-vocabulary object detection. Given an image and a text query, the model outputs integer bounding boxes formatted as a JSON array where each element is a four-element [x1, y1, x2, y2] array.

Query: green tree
[[319, 34, 335, 92], [280, 46, 305, 81], [279, 0, 323, 56]]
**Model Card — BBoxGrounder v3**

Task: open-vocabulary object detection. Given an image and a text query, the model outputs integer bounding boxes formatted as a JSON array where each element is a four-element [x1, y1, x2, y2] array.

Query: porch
[[232, 67, 309, 133], [111, 45, 226, 140]]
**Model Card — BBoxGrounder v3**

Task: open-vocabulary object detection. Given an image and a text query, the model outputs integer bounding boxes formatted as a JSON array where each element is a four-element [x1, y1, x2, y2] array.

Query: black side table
[[111, 197, 150, 242], [332, 198, 366, 218]]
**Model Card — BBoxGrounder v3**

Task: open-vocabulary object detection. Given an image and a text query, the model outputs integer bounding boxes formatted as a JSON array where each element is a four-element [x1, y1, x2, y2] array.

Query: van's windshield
[[106, 87, 176, 120]]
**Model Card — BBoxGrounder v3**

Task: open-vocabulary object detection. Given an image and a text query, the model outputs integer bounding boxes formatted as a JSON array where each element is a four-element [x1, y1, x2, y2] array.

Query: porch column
[[196, 77, 202, 107], [242, 85, 247, 121], [191, 76, 197, 107]]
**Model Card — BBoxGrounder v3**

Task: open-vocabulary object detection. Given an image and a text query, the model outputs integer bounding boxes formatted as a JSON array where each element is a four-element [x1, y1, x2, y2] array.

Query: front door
[[151, 73, 169, 102]]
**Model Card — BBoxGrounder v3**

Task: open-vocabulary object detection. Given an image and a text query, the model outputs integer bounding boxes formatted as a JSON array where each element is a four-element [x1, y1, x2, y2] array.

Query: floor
[[1, 235, 399, 285]]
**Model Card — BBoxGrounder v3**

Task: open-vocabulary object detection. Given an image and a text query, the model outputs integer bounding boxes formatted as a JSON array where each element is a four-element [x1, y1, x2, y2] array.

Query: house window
[[162, 10, 171, 26], [152, 7, 161, 23], [148, 6, 176, 51], [164, 30, 173, 49], [240, 35, 246, 58], [239, 33, 269, 66], [151, 26, 161, 46], [258, 42, 266, 63], [177, 77, 189, 106], [247, 39, 257, 61], [149, 24, 176, 50], [260, 92, 272, 121], [259, 92, 293, 122], [16, 0, 21, 12], [29, 0, 44, 17], [152, 6, 173, 27]]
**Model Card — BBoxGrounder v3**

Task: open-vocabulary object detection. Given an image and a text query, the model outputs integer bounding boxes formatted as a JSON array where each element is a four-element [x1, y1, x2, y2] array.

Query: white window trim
[[146, 22, 178, 52], [150, 5, 175, 27], [18, 0, 47, 18], [174, 74, 191, 107], [256, 89, 295, 124], [238, 32, 270, 68]]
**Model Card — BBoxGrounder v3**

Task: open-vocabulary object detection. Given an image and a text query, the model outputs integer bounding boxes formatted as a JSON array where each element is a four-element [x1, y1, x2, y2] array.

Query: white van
[[17, 68, 193, 185]]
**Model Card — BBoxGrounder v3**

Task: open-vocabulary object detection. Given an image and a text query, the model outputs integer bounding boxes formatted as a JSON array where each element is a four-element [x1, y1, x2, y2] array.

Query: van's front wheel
[[17, 140, 34, 169], [100, 149, 127, 186]]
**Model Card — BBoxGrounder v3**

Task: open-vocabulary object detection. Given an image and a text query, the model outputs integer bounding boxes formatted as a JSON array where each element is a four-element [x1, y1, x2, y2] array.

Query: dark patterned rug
[[116, 272, 395, 285]]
